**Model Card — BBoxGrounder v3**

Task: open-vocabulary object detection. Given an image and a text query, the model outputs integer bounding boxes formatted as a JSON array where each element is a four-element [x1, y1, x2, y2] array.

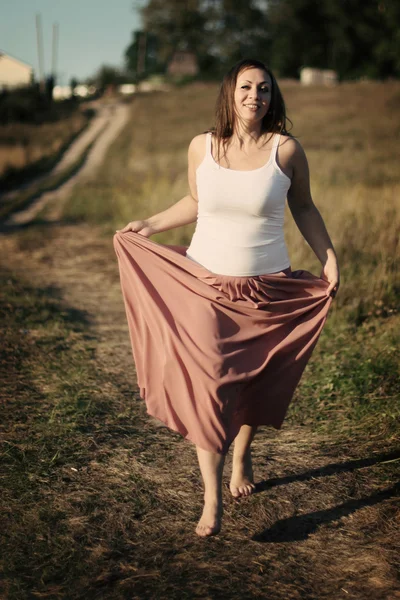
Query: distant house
[[52, 85, 73, 100], [53, 84, 97, 101], [167, 51, 198, 77], [0, 51, 33, 90], [300, 68, 338, 86]]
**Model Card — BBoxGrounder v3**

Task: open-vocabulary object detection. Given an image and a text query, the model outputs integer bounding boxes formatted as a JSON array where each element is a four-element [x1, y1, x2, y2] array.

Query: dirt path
[[5, 102, 130, 226], [1, 221, 398, 600]]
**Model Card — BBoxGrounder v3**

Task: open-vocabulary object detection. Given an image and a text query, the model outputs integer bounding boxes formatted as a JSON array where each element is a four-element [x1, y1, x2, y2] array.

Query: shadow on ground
[[253, 451, 400, 543], [256, 451, 400, 492], [253, 481, 399, 542]]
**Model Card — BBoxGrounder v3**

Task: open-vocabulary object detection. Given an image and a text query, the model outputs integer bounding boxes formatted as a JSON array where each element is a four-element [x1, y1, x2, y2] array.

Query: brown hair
[[210, 58, 293, 163]]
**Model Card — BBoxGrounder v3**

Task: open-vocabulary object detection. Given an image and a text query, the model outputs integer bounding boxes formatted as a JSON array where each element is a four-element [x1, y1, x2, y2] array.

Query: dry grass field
[[0, 111, 90, 189], [1, 81, 399, 599]]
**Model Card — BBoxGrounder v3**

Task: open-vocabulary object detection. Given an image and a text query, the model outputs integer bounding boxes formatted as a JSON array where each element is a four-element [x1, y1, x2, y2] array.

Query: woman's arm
[[117, 135, 206, 236], [285, 138, 340, 297]]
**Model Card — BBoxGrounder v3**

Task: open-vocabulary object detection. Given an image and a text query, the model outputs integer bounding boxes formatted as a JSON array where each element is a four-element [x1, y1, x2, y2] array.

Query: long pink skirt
[[113, 231, 333, 454]]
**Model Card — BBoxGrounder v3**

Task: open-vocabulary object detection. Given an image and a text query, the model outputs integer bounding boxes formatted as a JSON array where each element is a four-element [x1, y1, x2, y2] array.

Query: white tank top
[[185, 132, 292, 276]]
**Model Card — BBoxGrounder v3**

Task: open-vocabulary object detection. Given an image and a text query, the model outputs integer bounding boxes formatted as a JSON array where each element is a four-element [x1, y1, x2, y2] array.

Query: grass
[[0, 82, 399, 598], [0, 138, 96, 222], [0, 109, 91, 188], [289, 314, 400, 435]]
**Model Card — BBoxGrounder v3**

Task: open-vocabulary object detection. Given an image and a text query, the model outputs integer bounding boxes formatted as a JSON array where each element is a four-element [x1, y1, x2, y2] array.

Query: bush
[[0, 86, 79, 125]]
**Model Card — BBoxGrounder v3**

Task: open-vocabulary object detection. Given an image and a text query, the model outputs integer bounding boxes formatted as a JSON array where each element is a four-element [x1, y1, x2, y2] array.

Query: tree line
[[125, 0, 400, 80]]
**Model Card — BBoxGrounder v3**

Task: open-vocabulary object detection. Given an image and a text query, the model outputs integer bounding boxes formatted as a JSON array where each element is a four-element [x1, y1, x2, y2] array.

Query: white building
[[53, 84, 97, 101], [300, 68, 338, 86], [0, 51, 33, 90], [118, 83, 137, 95], [53, 85, 73, 100]]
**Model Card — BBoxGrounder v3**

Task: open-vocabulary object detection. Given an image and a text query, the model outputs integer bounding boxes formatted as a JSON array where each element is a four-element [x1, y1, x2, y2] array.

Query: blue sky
[[0, 0, 141, 84]]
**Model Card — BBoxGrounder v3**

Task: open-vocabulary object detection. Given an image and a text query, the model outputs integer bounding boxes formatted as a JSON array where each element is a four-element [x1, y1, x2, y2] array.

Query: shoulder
[[188, 133, 208, 156], [188, 133, 208, 170], [277, 134, 306, 159], [277, 134, 309, 175]]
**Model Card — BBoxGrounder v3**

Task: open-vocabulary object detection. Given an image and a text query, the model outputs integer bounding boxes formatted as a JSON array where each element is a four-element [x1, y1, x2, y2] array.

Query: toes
[[196, 524, 205, 536], [230, 486, 241, 498], [230, 482, 255, 498], [196, 524, 218, 537]]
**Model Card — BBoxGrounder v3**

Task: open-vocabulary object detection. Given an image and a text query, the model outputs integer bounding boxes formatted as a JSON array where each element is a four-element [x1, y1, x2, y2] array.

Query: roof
[[0, 50, 33, 69]]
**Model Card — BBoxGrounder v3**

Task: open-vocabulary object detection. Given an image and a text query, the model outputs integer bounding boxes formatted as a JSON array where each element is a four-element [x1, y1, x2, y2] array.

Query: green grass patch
[[291, 313, 400, 437]]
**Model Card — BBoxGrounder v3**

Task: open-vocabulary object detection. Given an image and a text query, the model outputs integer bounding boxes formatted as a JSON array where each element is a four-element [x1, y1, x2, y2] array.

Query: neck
[[233, 120, 263, 145]]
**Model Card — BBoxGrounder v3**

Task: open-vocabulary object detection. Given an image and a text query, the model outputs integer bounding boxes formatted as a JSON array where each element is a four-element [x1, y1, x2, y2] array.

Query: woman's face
[[233, 67, 272, 126]]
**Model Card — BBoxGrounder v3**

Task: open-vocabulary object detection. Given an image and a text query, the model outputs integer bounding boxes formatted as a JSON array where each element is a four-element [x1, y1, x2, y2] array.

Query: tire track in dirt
[[5, 102, 130, 226]]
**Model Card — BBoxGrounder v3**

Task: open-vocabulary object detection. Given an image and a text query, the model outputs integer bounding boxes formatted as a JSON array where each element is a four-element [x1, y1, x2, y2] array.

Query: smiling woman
[[235, 71, 271, 121], [114, 58, 339, 538]]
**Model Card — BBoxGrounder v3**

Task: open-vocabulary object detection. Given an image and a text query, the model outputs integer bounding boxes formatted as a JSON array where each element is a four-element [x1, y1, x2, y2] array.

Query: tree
[[267, 0, 333, 77], [267, 0, 400, 79], [324, 0, 400, 79], [139, 0, 207, 67], [92, 65, 127, 90], [125, 30, 160, 79], [202, 0, 270, 73], [135, 0, 270, 77], [131, 0, 400, 80]]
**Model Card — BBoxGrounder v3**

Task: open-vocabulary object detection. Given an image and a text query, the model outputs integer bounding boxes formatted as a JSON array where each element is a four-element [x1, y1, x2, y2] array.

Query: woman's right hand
[[116, 219, 157, 238]]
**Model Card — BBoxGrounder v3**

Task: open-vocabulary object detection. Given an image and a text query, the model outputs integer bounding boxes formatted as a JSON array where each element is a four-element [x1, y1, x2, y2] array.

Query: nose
[[250, 86, 260, 100]]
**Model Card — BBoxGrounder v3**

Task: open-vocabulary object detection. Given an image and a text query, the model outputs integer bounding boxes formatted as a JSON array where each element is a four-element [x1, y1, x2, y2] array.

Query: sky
[[0, 0, 141, 85]]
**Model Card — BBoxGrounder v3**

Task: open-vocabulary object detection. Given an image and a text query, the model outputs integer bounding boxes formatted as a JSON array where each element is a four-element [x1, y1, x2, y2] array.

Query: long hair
[[210, 58, 293, 163]]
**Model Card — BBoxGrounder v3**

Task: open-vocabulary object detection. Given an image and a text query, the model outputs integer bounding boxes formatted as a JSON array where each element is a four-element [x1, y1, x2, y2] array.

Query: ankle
[[233, 452, 251, 465], [203, 491, 222, 505]]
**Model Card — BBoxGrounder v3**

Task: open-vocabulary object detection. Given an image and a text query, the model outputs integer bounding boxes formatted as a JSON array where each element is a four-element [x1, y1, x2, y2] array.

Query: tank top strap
[[206, 131, 213, 158], [271, 132, 281, 164]]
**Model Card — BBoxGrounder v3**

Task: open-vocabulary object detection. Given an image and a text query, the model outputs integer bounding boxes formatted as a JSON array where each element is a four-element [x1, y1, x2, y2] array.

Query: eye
[[260, 87, 269, 92], [241, 85, 250, 89]]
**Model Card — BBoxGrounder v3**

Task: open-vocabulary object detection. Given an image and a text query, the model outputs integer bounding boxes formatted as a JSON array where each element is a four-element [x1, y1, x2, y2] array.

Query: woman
[[114, 58, 340, 537]]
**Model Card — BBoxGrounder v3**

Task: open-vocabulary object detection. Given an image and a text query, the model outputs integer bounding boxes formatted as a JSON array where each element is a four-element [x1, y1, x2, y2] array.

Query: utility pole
[[52, 22, 59, 81], [36, 13, 45, 92]]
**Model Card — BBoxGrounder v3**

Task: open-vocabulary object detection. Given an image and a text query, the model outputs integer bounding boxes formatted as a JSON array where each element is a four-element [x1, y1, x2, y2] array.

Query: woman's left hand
[[320, 259, 340, 298]]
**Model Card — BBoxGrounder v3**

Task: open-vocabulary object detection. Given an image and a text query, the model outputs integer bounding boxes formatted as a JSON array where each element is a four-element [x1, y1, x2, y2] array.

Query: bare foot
[[196, 497, 223, 537], [230, 452, 256, 499]]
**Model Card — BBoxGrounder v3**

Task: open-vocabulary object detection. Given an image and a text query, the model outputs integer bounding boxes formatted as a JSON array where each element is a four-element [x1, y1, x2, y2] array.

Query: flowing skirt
[[114, 231, 332, 454]]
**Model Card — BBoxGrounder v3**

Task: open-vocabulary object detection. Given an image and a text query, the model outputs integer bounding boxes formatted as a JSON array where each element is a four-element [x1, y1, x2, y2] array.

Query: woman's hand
[[116, 219, 157, 238], [320, 259, 340, 298]]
